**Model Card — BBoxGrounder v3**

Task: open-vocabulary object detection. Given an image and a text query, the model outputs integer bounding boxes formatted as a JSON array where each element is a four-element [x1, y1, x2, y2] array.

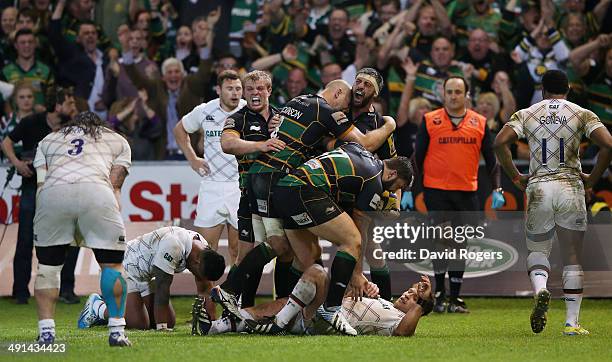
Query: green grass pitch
[[1, 297, 611, 361]]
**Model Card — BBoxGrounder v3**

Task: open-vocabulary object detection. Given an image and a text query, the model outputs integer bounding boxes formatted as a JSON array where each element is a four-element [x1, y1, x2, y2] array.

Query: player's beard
[[60, 113, 72, 124], [353, 91, 374, 109], [382, 177, 397, 192]]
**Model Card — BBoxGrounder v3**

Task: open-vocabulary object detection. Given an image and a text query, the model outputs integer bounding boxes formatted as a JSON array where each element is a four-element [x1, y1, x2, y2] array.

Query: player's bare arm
[[173, 120, 210, 176], [341, 116, 396, 152], [494, 126, 528, 190], [582, 127, 612, 189], [152, 266, 175, 329], [220, 130, 285, 155]]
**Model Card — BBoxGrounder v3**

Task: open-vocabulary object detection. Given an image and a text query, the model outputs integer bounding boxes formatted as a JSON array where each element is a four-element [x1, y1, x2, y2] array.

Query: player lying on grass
[[193, 264, 433, 336], [78, 226, 226, 330]]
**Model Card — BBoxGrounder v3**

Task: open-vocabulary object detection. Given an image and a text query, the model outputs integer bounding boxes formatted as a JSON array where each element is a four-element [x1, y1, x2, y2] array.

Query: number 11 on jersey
[[541, 137, 565, 167]]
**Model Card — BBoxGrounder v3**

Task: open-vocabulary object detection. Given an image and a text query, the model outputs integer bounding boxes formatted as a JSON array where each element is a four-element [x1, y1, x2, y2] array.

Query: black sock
[[325, 251, 356, 308], [221, 242, 275, 295], [273, 259, 293, 298], [432, 258, 448, 296], [449, 257, 466, 300], [370, 265, 391, 300], [240, 264, 263, 308]]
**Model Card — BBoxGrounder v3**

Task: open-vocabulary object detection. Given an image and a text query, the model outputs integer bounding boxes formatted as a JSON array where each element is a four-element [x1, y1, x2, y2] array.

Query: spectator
[[0, 7, 17, 65], [60, 0, 110, 50], [450, 0, 502, 47], [556, 0, 611, 40], [308, 0, 332, 30], [359, 0, 400, 38], [320, 62, 343, 88], [403, 0, 450, 60], [108, 88, 161, 160], [412, 37, 465, 108], [458, 28, 512, 98], [273, 67, 310, 107], [227, 0, 258, 58], [1, 80, 35, 158], [475, 92, 502, 134], [49, 0, 108, 118], [94, 0, 130, 45], [173, 25, 198, 74], [102, 27, 159, 106], [306, 7, 356, 69], [511, 16, 571, 107], [396, 97, 431, 158], [490, 71, 517, 126], [122, 51, 214, 159], [560, 12, 590, 104], [1, 29, 53, 110], [569, 34, 612, 130], [130, 7, 166, 63]]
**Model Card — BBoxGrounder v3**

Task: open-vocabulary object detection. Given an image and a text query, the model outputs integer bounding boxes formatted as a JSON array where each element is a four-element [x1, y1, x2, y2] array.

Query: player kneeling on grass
[[78, 226, 225, 331], [192, 264, 433, 336]]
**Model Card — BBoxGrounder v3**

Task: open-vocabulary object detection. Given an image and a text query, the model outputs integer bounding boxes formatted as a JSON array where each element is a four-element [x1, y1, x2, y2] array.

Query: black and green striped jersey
[[335, 110, 396, 160], [248, 94, 355, 174], [222, 105, 277, 188], [277, 142, 385, 212]]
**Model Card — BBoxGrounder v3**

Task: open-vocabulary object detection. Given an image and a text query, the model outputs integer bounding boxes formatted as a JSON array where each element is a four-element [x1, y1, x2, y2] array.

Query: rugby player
[[32, 112, 131, 346], [211, 80, 397, 328], [494, 70, 612, 335], [192, 265, 433, 337], [174, 70, 246, 265], [220, 70, 289, 307], [77, 226, 225, 331]]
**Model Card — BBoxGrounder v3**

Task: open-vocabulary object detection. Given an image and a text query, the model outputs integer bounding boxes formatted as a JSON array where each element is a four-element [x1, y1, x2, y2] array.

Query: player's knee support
[[34, 264, 62, 290], [562, 265, 584, 292], [291, 278, 316, 305], [252, 215, 267, 243], [262, 217, 284, 238], [526, 231, 554, 257], [100, 267, 127, 318], [527, 251, 551, 273]]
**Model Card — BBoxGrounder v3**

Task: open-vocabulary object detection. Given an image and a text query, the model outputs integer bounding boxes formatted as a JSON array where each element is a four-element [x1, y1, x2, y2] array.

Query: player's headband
[[356, 74, 380, 96]]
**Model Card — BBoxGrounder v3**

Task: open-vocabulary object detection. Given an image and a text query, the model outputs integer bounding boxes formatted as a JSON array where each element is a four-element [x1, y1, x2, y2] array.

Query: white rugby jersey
[[341, 297, 405, 336], [33, 127, 131, 191], [123, 226, 208, 282], [181, 98, 246, 182], [505, 99, 604, 182]]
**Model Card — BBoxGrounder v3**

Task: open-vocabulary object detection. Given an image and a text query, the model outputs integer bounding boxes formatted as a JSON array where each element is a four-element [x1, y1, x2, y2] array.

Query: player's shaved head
[[321, 79, 352, 111]]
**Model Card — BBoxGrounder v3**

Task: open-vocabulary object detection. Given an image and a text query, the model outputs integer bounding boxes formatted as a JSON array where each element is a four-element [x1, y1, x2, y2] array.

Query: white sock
[[209, 317, 232, 335], [529, 269, 548, 294], [564, 294, 583, 327], [94, 299, 107, 320], [108, 317, 126, 334], [38, 319, 55, 335], [276, 279, 316, 328]]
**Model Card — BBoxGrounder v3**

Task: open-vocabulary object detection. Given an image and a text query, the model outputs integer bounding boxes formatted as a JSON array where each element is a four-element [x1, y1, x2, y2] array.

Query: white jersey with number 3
[[341, 297, 405, 336], [33, 127, 131, 190], [505, 99, 604, 182]]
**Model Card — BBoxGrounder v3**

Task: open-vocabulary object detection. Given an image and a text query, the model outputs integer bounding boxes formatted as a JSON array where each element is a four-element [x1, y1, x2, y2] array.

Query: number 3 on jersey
[[541, 137, 564, 167], [68, 138, 85, 156]]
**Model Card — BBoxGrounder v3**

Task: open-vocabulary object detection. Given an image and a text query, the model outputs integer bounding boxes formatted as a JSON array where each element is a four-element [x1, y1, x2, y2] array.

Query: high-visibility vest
[[423, 108, 487, 191]]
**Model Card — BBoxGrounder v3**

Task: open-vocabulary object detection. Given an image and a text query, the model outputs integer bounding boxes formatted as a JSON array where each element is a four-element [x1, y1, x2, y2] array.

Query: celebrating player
[[32, 112, 131, 346], [77, 226, 225, 331], [220, 70, 290, 306], [494, 70, 612, 335], [212, 80, 397, 331], [174, 70, 246, 265]]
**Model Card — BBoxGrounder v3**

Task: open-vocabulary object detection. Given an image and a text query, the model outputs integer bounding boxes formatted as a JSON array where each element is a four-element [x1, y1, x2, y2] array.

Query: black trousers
[[12, 183, 79, 299]]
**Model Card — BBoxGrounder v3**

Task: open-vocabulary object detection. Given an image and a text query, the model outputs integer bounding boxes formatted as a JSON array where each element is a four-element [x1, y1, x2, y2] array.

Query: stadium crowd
[[0, 0, 610, 162]]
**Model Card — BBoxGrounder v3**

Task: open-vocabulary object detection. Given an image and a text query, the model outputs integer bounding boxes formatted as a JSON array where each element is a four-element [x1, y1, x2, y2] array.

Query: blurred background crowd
[[0, 0, 610, 162]]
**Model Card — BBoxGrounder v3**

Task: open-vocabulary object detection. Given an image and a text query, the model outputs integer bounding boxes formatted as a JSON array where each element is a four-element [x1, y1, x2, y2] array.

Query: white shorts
[[525, 177, 587, 236], [34, 183, 126, 250], [194, 180, 240, 229], [126, 275, 154, 297]]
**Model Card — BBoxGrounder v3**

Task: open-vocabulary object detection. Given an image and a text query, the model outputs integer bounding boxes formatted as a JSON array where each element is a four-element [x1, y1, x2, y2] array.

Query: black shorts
[[273, 184, 343, 229], [248, 172, 284, 218], [423, 187, 479, 227], [238, 190, 254, 243]]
